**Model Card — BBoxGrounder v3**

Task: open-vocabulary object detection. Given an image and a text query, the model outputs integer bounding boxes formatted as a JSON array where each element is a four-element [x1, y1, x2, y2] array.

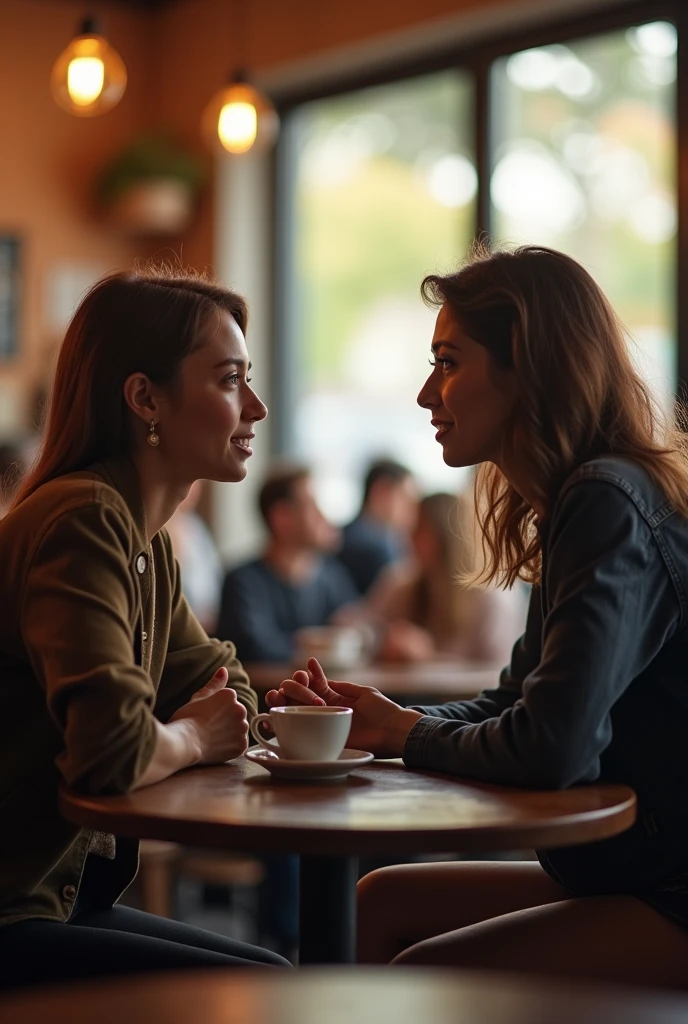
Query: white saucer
[[245, 745, 374, 781]]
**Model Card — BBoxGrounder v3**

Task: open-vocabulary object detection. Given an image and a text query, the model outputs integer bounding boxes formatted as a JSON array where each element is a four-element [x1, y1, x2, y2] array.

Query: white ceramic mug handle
[[250, 713, 276, 750]]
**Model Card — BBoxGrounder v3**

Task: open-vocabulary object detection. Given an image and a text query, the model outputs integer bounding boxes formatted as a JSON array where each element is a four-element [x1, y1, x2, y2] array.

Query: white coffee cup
[[250, 706, 353, 761]]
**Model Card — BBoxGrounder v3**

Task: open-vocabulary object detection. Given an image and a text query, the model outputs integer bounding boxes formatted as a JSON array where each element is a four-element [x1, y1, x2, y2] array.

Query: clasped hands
[[265, 657, 422, 759]]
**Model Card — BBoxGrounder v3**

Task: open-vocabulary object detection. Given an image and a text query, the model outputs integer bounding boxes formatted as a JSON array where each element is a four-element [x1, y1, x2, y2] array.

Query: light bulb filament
[[218, 101, 258, 153], [67, 56, 105, 106]]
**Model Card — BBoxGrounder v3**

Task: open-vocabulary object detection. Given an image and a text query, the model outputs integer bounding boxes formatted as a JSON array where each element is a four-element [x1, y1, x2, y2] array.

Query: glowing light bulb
[[218, 101, 258, 153], [67, 56, 105, 106], [203, 77, 279, 156], [51, 19, 126, 117]]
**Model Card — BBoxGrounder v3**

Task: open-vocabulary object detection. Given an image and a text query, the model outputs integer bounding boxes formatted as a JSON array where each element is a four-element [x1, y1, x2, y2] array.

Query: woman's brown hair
[[422, 242, 688, 587], [12, 265, 248, 509]]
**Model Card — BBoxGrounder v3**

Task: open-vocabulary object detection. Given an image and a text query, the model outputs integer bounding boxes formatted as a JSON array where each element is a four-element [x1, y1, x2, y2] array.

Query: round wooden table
[[3, 968, 687, 1024], [59, 757, 636, 965]]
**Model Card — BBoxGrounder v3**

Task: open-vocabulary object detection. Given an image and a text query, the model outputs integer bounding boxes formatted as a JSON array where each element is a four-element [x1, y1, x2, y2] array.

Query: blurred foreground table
[[245, 660, 498, 704], [60, 757, 636, 965], [3, 968, 687, 1024]]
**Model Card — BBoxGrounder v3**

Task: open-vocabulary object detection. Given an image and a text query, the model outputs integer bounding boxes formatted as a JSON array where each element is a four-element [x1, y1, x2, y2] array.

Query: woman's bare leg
[[392, 892, 688, 991], [357, 860, 569, 964]]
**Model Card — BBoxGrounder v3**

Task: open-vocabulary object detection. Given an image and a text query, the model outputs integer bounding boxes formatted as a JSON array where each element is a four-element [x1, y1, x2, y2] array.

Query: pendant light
[[202, 1, 279, 156], [51, 16, 127, 117], [202, 70, 279, 155]]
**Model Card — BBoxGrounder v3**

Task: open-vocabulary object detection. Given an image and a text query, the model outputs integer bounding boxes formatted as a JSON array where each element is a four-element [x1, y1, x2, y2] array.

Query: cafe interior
[[1, 0, 687, 1020]]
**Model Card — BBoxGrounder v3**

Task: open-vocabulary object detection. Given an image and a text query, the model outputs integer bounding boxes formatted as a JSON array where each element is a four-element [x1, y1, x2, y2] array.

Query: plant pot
[[107, 178, 195, 236]]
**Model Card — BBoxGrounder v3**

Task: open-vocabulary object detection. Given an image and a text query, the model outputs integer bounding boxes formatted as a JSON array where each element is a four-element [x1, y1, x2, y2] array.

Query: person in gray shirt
[[270, 244, 688, 990]]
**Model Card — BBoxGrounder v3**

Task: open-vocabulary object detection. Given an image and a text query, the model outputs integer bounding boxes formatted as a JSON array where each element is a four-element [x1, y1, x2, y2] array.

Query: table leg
[[298, 855, 358, 964]]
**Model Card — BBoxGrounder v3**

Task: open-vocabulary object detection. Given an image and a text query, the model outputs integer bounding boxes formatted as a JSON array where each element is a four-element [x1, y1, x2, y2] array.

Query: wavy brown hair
[[422, 242, 688, 587], [12, 264, 248, 510]]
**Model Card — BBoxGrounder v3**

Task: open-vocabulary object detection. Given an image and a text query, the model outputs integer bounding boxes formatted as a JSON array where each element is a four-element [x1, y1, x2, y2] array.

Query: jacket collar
[[88, 454, 149, 553]]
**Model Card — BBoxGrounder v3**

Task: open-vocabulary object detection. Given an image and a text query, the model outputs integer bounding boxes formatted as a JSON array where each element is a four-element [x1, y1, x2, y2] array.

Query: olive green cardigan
[[0, 456, 257, 928]]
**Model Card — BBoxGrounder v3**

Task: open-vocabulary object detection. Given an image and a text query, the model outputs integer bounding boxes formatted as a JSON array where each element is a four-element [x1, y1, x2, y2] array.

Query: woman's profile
[[271, 243, 688, 989], [0, 266, 290, 988]]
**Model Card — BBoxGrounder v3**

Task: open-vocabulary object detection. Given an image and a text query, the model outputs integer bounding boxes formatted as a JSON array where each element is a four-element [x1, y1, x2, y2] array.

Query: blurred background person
[[337, 458, 419, 596], [166, 479, 223, 634], [369, 491, 527, 665], [216, 465, 359, 664]]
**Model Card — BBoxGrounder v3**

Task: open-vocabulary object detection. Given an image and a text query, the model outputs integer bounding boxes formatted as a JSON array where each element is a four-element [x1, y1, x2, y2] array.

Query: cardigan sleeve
[[154, 529, 258, 722], [20, 501, 157, 795]]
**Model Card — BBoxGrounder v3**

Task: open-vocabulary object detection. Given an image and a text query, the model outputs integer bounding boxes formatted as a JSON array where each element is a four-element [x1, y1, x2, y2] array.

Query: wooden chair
[[137, 840, 264, 919]]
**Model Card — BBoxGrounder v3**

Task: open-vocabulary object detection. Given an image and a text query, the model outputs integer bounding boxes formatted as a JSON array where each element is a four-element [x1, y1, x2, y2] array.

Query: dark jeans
[[0, 852, 290, 991], [0, 904, 290, 991]]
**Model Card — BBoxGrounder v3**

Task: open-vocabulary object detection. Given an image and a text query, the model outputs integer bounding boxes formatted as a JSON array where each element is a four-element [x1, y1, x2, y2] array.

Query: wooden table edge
[[4, 966, 688, 1023], [58, 786, 637, 857]]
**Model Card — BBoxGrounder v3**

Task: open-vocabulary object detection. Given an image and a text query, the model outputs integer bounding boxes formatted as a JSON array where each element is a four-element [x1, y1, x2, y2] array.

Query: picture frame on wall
[[0, 236, 20, 359]]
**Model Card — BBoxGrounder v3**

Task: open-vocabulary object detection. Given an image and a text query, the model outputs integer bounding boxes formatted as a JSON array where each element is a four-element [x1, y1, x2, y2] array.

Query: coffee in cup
[[250, 706, 353, 761]]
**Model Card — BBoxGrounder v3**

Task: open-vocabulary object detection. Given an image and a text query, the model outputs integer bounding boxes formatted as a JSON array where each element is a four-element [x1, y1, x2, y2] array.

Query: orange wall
[[0, 1, 152, 427], [0, 0, 529, 431]]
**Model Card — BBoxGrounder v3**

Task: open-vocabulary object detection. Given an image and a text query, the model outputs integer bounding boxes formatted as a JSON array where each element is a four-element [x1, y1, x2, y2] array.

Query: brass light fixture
[[51, 16, 127, 117], [201, 0, 278, 156]]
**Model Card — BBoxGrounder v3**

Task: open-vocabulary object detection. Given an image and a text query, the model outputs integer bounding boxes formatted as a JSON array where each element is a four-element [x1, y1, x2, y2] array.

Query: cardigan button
[[136, 554, 147, 574], [62, 884, 77, 902]]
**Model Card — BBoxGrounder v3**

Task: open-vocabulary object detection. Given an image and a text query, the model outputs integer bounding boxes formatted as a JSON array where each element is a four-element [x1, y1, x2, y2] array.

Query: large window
[[285, 71, 476, 518], [491, 22, 676, 405], [279, 8, 678, 517]]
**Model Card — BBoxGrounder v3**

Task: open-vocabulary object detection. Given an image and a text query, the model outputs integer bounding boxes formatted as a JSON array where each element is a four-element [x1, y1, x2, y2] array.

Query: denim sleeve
[[403, 480, 681, 788]]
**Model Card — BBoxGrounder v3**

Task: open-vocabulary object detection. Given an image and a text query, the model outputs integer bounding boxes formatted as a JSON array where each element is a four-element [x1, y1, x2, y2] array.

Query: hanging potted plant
[[95, 132, 206, 236]]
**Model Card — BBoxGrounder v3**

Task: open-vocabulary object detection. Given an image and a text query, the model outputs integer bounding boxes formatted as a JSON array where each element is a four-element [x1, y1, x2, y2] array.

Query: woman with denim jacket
[[270, 243, 688, 988], [0, 267, 292, 990]]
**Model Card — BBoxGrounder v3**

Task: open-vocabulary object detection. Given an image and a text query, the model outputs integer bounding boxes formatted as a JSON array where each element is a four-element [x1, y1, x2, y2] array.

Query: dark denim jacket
[[403, 456, 688, 894]]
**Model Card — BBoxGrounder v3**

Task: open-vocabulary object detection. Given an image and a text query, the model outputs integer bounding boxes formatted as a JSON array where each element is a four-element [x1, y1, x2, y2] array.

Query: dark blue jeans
[[0, 853, 290, 991], [0, 904, 290, 991]]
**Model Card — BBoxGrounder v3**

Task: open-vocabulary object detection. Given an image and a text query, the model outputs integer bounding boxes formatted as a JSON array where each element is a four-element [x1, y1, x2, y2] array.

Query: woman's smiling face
[[417, 303, 518, 469], [152, 310, 268, 484]]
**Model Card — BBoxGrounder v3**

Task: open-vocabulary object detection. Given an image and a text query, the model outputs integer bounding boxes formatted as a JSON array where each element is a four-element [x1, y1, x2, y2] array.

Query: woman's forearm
[[132, 717, 201, 790]]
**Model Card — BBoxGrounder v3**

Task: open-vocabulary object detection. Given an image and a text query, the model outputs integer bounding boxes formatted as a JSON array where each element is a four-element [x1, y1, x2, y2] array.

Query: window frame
[[271, 0, 685, 454]]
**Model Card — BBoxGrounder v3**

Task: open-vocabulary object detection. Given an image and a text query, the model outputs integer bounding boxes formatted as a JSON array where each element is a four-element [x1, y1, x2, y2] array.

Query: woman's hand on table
[[170, 667, 249, 764], [265, 658, 422, 759]]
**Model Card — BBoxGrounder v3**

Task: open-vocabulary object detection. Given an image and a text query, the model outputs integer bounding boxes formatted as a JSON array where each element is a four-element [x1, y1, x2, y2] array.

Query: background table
[[60, 756, 636, 965], [4, 968, 687, 1024], [245, 660, 497, 705]]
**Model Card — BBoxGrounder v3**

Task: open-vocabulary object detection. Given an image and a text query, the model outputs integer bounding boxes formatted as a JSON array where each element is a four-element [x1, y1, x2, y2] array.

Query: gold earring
[[146, 420, 160, 447]]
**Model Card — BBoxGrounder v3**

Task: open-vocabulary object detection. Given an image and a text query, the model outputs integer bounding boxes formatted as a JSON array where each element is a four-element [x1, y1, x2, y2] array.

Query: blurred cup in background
[[294, 625, 366, 674]]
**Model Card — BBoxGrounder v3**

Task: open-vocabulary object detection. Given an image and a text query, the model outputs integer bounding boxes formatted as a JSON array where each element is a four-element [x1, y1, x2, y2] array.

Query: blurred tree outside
[[287, 21, 677, 516], [492, 22, 676, 404], [290, 71, 476, 510]]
